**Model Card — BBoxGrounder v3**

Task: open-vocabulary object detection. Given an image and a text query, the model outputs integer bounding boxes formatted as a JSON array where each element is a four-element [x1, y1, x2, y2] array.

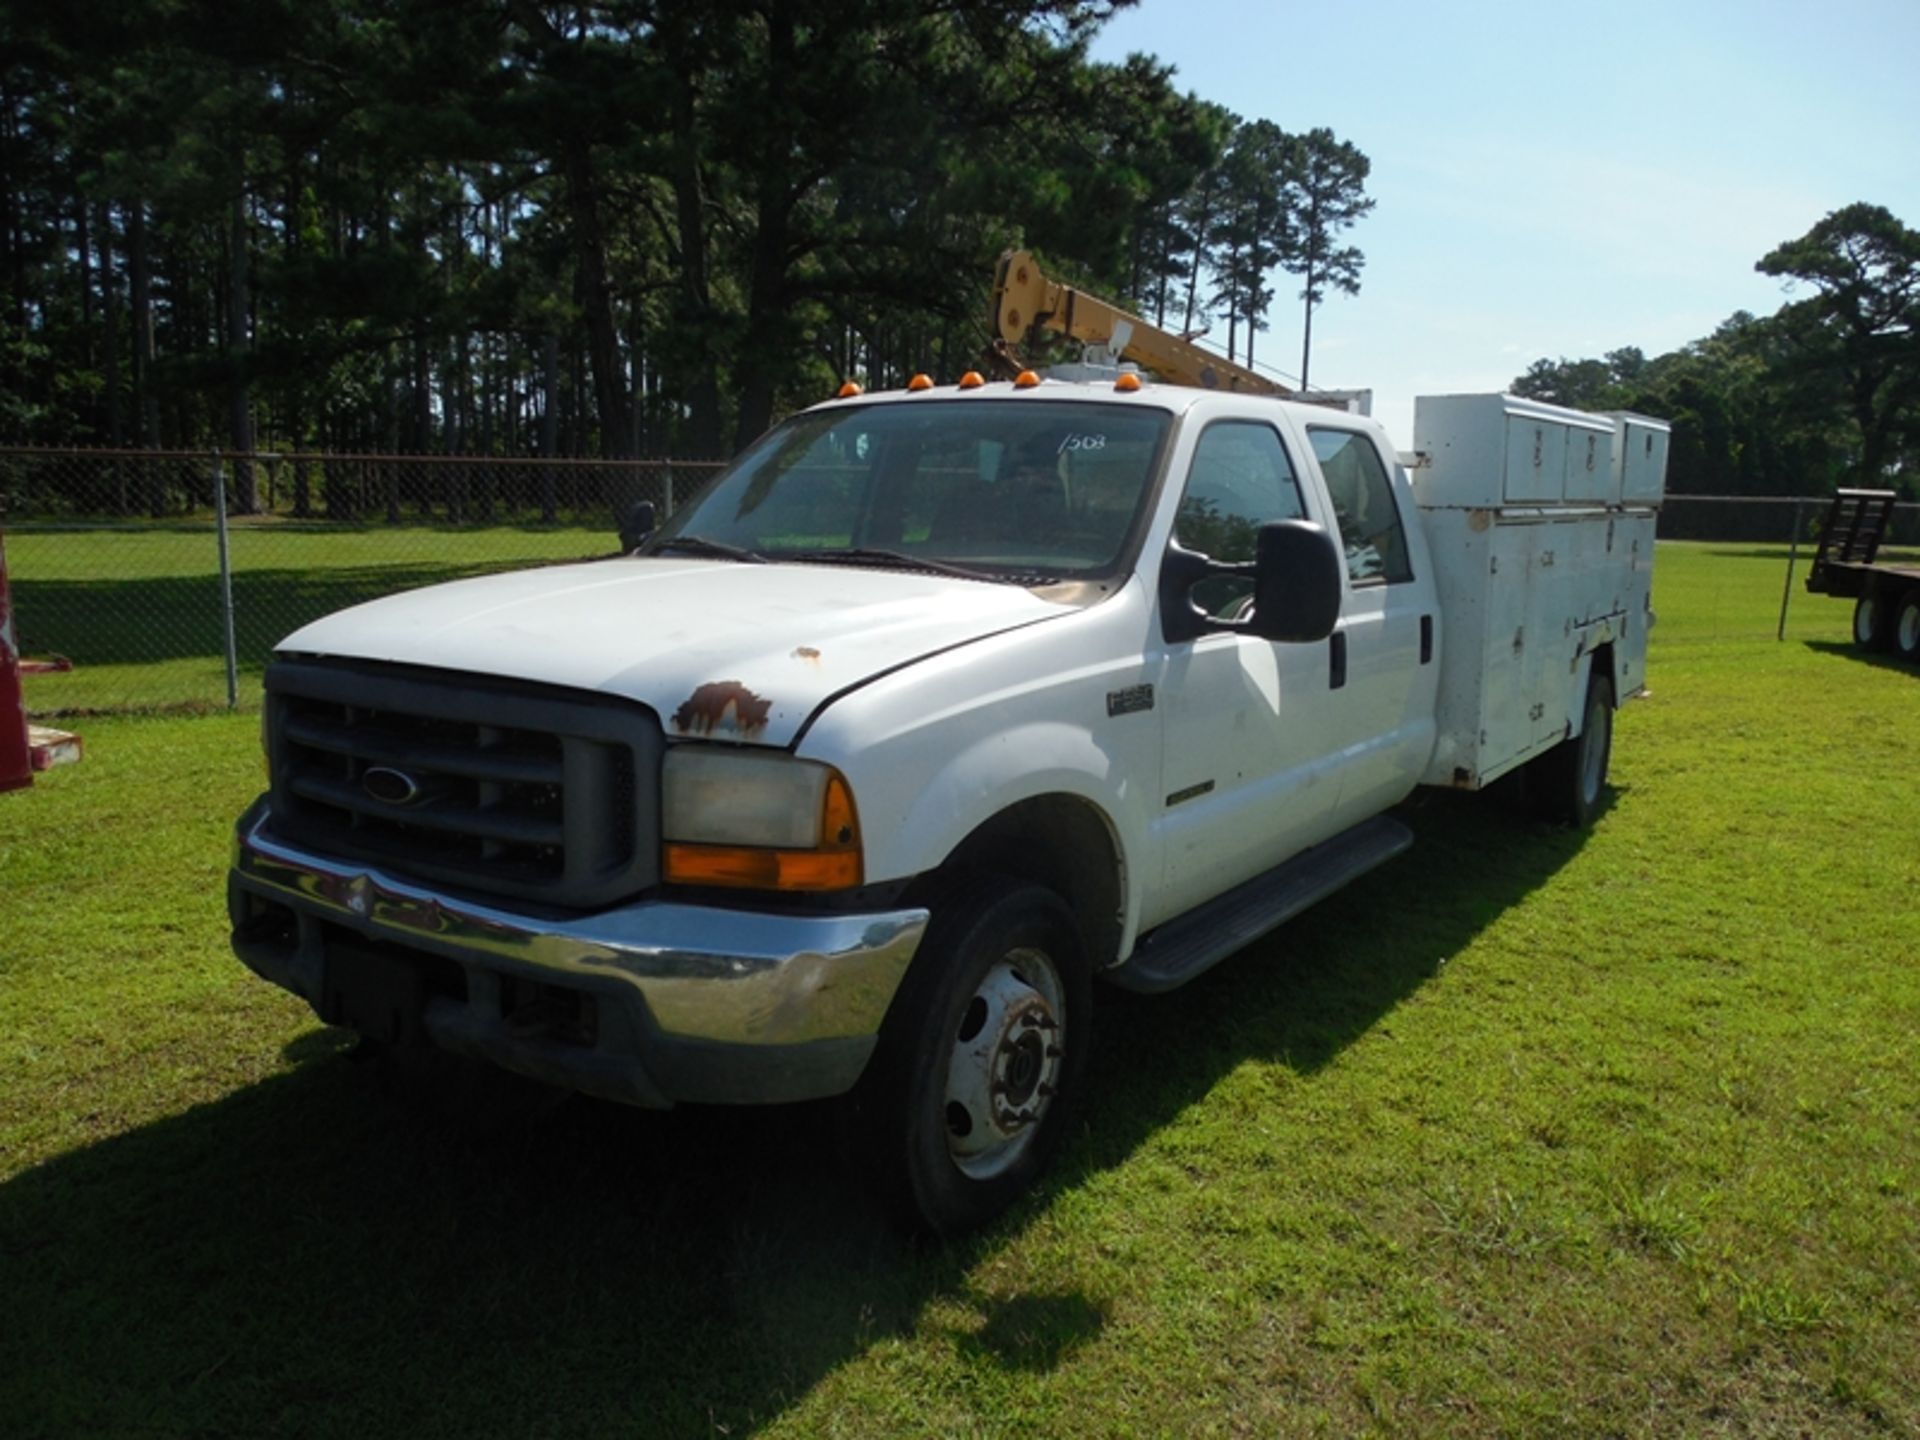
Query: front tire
[[855, 878, 1091, 1236], [1892, 590, 1920, 664]]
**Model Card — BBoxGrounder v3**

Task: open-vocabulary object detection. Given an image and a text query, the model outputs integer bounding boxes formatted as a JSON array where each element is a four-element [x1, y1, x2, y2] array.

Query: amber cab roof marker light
[[1013, 370, 1042, 389], [957, 371, 986, 390], [836, 380, 864, 398], [1114, 372, 1142, 392], [906, 373, 934, 392]]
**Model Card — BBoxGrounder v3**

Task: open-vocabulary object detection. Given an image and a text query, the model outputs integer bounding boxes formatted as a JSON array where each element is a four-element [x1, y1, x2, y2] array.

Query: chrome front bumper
[[228, 798, 928, 1107]]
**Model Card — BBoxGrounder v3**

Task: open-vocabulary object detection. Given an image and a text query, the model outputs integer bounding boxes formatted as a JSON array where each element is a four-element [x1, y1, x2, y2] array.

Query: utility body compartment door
[[1504, 418, 1566, 503], [1480, 520, 1541, 764]]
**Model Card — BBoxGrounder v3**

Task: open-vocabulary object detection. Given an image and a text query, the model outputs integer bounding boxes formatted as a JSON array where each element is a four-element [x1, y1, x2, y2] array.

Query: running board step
[[1108, 815, 1414, 995]]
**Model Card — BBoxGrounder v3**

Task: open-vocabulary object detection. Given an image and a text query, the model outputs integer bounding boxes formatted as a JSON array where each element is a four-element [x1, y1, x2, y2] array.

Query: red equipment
[[1, 525, 32, 792]]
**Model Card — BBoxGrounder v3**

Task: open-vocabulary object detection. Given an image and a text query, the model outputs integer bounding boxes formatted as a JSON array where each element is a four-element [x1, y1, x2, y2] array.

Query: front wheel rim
[[943, 947, 1065, 1181]]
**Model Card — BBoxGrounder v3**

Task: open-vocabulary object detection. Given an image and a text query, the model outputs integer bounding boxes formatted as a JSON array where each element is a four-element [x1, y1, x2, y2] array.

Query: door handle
[[1420, 614, 1434, 664], [1330, 632, 1347, 690]]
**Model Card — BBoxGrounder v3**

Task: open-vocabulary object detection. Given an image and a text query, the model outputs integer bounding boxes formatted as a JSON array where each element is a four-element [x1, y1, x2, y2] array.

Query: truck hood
[[276, 557, 1071, 747]]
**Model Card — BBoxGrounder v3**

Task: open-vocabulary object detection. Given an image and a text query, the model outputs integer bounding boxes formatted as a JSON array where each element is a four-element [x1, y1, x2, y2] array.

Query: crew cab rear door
[[1294, 420, 1440, 824]]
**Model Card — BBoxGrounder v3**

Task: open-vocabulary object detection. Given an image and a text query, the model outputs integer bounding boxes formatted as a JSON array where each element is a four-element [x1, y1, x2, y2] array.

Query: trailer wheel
[[1529, 670, 1614, 828], [1852, 594, 1891, 650], [852, 877, 1091, 1236], [1894, 590, 1920, 664]]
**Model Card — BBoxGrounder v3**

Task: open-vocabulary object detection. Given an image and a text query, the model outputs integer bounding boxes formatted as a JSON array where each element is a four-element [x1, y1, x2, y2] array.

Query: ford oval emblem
[[362, 766, 423, 805]]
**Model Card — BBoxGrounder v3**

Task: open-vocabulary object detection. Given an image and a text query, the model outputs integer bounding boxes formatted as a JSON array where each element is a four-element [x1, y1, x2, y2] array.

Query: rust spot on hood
[[791, 646, 822, 664], [673, 680, 772, 736]]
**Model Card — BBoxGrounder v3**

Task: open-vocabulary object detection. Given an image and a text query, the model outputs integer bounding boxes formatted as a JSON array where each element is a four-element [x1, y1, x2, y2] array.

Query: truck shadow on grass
[[0, 790, 1592, 1437], [1803, 639, 1920, 677]]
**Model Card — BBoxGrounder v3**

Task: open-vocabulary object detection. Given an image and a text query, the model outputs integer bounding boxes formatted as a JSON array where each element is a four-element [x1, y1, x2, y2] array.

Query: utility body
[[230, 314, 1666, 1230]]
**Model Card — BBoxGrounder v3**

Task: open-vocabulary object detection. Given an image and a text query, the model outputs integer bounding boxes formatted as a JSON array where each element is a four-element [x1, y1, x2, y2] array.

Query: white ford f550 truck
[[229, 369, 1666, 1232]]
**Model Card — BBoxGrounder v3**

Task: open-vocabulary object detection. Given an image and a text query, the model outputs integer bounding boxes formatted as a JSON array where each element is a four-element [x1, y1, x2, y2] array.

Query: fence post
[[664, 465, 675, 516], [1776, 497, 1805, 642], [212, 449, 240, 708]]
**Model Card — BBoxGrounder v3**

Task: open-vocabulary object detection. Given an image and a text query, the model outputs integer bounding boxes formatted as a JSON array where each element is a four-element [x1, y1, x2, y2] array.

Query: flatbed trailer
[[1805, 488, 1920, 663]]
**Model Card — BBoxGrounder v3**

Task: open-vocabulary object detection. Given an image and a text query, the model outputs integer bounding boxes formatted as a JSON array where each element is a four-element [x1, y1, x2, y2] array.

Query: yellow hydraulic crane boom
[[989, 249, 1292, 398]]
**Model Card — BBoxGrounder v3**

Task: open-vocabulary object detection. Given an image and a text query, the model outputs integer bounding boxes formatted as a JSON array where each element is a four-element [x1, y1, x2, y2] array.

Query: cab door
[[1148, 418, 1348, 927], [1301, 423, 1439, 823]]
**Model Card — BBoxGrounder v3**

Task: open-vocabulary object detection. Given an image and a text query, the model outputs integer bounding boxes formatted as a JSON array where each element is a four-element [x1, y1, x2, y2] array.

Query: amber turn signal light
[[663, 770, 863, 892], [664, 844, 861, 892]]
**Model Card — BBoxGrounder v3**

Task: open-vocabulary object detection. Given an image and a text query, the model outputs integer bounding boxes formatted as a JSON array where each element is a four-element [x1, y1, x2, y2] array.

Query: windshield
[[650, 400, 1173, 581]]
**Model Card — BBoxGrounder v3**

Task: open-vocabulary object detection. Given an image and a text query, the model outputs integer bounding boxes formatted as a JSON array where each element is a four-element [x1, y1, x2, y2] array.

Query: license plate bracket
[[320, 939, 428, 1044]]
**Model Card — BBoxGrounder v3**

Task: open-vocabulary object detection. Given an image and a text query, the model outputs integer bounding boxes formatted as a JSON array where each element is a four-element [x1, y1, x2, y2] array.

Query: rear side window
[[1309, 428, 1412, 585]]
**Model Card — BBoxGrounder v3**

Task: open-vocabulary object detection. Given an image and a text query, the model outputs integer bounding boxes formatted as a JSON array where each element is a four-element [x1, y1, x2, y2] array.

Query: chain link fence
[[5, 447, 1916, 716], [1658, 492, 1920, 549], [1656, 493, 1919, 648], [3, 446, 721, 715], [0, 445, 719, 524]]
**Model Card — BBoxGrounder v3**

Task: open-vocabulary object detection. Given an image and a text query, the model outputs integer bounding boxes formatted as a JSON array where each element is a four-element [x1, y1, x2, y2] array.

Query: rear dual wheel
[[1528, 670, 1614, 828], [855, 878, 1091, 1236], [1853, 595, 1890, 650], [1893, 590, 1920, 664]]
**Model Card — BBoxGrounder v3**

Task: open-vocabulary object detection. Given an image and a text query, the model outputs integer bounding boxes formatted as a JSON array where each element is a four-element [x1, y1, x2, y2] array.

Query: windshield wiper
[[652, 534, 767, 563], [778, 547, 1011, 583]]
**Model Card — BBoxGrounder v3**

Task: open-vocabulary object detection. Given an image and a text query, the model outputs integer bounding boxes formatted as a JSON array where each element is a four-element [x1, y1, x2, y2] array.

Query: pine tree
[[1282, 127, 1373, 390]]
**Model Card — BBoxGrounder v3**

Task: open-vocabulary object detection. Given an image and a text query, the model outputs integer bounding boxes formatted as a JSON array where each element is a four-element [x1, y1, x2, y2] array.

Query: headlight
[[662, 748, 863, 892]]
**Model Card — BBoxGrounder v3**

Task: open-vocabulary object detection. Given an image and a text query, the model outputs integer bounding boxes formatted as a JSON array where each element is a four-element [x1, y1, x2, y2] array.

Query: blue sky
[[1086, 0, 1920, 443]]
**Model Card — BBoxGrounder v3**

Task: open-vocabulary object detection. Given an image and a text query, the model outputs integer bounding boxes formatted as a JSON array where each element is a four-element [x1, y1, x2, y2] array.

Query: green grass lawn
[[9, 522, 614, 714], [1, 543, 1915, 1436]]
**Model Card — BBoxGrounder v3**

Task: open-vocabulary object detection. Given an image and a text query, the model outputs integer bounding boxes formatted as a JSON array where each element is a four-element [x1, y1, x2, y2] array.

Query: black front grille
[[265, 660, 661, 908]]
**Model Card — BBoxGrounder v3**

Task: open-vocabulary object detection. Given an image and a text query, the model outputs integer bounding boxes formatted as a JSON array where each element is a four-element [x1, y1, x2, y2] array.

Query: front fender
[[897, 723, 1126, 868], [794, 587, 1162, 957]]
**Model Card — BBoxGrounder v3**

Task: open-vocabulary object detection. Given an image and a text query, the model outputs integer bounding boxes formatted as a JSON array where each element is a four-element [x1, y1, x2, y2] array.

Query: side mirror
[[619, 499, 657, 552], [1246, 520, 1342, 643]]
